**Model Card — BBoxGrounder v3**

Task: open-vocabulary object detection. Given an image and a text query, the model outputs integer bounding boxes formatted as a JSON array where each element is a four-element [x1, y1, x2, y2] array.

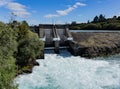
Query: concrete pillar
[[67, 41, 79, 56], [54, 41, 59, 54]]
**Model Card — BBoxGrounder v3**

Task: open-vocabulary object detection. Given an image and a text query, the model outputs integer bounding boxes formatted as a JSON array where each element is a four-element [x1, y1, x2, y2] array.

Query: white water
[[15, 50, 120, 89]]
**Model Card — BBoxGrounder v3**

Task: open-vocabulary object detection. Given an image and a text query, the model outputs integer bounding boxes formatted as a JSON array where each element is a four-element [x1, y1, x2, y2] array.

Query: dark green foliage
[[0, 56, 17, 89], [98, 14, 106, 22], [0, 20, 44, 89], [17, 21, 29, 40], [92, 14, 106, 23], [16, 31, 44, 67], [87, 20, 90, 23], [0, 22, 17, 89], [14, 21, 44, 68], [70, 25, 81, 30], [93, 16, 99, 23], [71, 21, 77, 25], [102, 23, 120, 30], [69, 14, 120, 30], [117, 16, 120, 20], [113, 16, 117, 20], [82, 23, 101, 30]]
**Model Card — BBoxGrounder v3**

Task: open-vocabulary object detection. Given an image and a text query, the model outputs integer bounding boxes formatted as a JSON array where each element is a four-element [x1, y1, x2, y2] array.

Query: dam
[[30, 24, 78, 54]]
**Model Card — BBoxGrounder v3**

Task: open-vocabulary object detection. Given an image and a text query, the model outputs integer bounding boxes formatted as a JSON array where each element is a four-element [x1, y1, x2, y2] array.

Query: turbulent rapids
[[15, 50, 120, 89]]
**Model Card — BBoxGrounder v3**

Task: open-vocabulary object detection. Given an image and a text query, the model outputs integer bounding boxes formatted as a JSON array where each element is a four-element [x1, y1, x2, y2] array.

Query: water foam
[[15, 50, 120, 89]]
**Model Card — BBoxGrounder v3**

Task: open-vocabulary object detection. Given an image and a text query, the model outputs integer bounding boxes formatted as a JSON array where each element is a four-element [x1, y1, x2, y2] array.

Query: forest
[[69, 14, 120, 30], [0, 21, 44, 89]]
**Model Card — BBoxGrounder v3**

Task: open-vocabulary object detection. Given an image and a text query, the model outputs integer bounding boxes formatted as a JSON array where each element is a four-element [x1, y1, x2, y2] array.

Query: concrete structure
[[30, 24, 74, 54]]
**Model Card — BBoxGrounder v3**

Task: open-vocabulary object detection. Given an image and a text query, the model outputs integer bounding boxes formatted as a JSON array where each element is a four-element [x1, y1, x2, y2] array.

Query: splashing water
[[15, 50, 120, 89]]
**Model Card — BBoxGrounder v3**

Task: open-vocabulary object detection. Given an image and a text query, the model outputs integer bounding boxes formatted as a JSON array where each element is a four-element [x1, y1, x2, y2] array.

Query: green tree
[[0, 22, 17, 89], [117, 16, 120, 20], [113, 16, 117, 20], [99, 14, 106, 22], [87, 20, 90, 23], [15, 21, 44, 68], [93, 16, 99, 23], [16, 31, 44, 67], [0, 20, 44, 89], [17, 21, 29, 40]]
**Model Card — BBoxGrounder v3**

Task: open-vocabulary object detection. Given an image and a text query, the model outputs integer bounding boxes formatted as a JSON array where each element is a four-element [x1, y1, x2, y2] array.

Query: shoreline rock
[[17, 60, 40, 75], [16, 51, 44, 75]]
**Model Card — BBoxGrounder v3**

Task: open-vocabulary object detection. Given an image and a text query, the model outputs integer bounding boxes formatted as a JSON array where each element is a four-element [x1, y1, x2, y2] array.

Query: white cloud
[[57, 2, 86, 16], [7, 2, 26, 11], [0, 0, 30, 18], [44, 14, 59, 18], [44, 2, 86, 18], [57, 7, 74, 16], [0, 0, 10, 6], [6, 2, 30, 17]]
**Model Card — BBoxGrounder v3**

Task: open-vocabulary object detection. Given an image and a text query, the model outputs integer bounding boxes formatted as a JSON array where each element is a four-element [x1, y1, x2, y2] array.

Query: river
[[15, 50, 120, 89]]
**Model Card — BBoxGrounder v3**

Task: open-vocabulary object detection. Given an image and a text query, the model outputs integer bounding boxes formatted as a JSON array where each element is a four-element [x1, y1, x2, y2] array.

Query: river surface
[[15, 50, 120, 89]]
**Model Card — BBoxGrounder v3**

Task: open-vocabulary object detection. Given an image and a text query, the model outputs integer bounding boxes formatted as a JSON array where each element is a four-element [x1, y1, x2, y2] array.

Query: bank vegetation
[[0, 21, 44, 89], [69, 14, 120, 30]]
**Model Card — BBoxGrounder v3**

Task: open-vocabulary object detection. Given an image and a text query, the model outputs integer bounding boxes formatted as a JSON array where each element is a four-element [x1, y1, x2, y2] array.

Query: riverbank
[[17, 53, 45, 75], [71, 32, 120, 58]]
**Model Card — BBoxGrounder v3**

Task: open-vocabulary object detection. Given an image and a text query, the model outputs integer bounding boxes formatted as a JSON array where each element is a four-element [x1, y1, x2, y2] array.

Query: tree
[[71, 21, 77, 25], [99, 14, 106, 22], [0, 20, 44, 89], [113, 16, 117, 20], [93, 16, 99, 23], [87, 20, 90, 23], [15, 21, 44, 68], [16, 31, 44, 67], [17, 21, 29, 40], [0, 22, 17, 89], [117, 16, 120, 20]]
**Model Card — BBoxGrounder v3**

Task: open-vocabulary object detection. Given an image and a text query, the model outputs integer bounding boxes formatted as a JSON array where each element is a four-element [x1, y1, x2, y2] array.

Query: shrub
[[83, 23, 101, 30], [0, 22, 17, 89]]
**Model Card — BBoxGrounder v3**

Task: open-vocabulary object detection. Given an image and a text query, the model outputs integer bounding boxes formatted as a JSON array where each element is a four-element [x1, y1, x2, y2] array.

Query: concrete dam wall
[[30, 24, 76, 54]]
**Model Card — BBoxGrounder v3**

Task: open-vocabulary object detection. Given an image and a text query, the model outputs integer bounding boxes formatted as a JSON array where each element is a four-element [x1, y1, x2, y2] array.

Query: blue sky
[[0, 0, 120, 25]]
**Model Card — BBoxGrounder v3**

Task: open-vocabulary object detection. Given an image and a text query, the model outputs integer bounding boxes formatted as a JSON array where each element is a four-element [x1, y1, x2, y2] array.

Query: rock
[[34, 61, 39, 66], [23, 69, 32, 73]]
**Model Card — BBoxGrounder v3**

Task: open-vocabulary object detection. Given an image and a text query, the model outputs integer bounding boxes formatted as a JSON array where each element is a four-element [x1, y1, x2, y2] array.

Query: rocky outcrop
[[17, 60, 40, 75], [71, 32, 120, 58]]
